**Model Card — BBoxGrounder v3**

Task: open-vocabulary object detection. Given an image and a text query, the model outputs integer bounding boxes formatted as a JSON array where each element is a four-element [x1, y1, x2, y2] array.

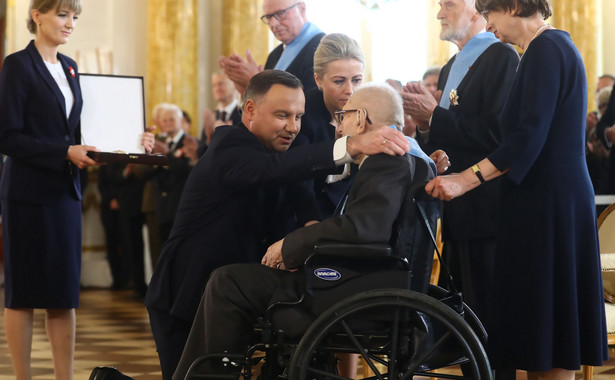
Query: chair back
[[389, 156, 438, 293], [599, 203, 615, 303]]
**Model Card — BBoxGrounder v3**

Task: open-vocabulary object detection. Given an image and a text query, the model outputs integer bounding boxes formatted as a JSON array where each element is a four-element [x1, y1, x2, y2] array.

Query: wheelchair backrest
[[389, 155, 438, 293]]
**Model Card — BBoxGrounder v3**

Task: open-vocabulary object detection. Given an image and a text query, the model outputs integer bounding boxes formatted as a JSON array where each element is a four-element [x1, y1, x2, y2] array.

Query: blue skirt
[[2, 196, 81, 309]]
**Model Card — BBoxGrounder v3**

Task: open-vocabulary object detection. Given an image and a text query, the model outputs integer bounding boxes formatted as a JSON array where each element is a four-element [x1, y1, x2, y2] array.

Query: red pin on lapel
[[69, 67, 76, 77]]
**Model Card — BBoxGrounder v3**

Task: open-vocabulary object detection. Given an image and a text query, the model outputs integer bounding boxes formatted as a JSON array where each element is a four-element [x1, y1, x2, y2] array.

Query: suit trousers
[[173, 264, 303, 380], [147, 307, 193, 380]]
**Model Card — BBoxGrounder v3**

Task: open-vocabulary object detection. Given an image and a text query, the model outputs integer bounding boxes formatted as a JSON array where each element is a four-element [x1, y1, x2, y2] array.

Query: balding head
[[348, 83, 404, 131]]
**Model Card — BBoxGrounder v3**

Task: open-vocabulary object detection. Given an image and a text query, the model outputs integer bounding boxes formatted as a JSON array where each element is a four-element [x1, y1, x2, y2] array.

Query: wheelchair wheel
[[288, 288, 492, 380]]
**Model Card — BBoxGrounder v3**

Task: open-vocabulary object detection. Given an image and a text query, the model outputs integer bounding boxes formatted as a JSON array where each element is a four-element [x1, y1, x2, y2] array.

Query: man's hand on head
[[346, 125, 410, 158]]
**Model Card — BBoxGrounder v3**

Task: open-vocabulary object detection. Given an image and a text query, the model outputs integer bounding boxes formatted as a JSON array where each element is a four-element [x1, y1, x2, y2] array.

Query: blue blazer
[[0, 40, 83, 203]]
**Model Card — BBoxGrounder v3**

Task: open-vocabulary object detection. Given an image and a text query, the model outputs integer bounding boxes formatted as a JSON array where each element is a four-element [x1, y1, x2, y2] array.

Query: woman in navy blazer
[[0, 1, 99, 379]]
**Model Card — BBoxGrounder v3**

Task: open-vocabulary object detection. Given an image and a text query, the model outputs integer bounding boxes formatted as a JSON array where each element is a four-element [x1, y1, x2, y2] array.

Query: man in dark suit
[[400, 0, 518, 357], [151, 104, 197, 246], [172, 82, 435, 380], [143, 71, 410, 380], [219, 0, 324, 94], [199, 71, 242, 153]]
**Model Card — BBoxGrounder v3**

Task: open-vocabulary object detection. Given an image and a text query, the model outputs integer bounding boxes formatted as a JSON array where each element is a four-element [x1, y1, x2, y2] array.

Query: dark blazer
[[282, 153, 417, 268], [291, 87, 354, 219], [0, 40, 83, 203], [155, 133, 192, 226], [419, 41, 518, 240], [264, 32, 325, 91], [144, 123, 338, 321], [597, 88, 615, 192]]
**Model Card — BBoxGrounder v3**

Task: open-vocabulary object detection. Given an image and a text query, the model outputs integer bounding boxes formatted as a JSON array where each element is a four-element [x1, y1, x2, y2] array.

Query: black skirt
[[2, 196, 81, 308]]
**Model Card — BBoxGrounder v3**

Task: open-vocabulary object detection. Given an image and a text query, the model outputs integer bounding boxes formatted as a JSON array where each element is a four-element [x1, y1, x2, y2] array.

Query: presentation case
[[80, 73, 168, 165]]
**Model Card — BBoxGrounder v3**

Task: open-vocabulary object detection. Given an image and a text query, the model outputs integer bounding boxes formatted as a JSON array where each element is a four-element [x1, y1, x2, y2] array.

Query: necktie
[[168, 141, 175, 151]]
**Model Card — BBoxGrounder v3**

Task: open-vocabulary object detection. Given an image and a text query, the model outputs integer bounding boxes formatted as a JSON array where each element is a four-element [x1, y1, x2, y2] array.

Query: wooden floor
[[0, 288, 614, 379], [0, 289, 161, 379]]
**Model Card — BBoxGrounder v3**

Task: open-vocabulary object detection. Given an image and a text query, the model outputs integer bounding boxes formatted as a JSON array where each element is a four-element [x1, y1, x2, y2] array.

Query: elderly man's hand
[[262, 239, 286, 270], [430, 150, 450, 174], [586, 112, 598, 133], [401, 81, 438, 131], [142, 126, 156, 153], [346, 126, 410, 157], [219, 50, 263, 95]]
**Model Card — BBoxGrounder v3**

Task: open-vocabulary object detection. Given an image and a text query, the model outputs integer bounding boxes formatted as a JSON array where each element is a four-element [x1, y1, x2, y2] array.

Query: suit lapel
[[27, 42, 68, 122], [59, 54, 82, 130]]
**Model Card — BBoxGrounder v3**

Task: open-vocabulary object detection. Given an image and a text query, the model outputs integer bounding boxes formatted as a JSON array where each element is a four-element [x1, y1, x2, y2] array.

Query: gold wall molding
[[221, 0, 270, 69], [549, 0, 599, 111], [146, 0, 198, 134]]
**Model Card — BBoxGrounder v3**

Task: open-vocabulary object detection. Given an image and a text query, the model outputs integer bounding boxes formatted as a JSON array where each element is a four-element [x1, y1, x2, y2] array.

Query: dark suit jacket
[[144, 123, 338, 321], [282, 154, 418, 269], [0, 40, 83, 203], [419, 42, 518, 240], [596, 88, 615, 192], [155, 134, 192, 225], [264, 33, 325, 91]]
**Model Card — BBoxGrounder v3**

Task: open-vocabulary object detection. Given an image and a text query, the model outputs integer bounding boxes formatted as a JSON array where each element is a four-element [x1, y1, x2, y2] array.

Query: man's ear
[[243, 99, 256, 127], [356, 109, 367, 134]]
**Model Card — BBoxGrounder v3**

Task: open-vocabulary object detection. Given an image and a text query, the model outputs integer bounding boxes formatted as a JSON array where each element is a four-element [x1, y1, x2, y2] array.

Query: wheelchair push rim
[[288, 288, 493, 380]]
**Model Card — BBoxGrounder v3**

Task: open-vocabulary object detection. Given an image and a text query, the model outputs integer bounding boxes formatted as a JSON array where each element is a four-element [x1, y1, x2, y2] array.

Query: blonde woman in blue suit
[[0, 1, 99, 379]]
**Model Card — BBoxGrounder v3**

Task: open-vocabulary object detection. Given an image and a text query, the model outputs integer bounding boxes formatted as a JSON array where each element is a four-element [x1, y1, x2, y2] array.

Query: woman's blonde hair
[[313, 33, 364, 79], [28, 0, 82, 34]]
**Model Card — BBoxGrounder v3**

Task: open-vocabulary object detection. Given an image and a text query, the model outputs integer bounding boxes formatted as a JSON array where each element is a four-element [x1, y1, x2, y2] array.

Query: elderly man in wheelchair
[[174, 83, 492, 380]]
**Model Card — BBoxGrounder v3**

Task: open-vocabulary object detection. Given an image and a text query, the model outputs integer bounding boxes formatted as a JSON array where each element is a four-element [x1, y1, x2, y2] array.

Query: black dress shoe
[[89, 366, 134, 380]]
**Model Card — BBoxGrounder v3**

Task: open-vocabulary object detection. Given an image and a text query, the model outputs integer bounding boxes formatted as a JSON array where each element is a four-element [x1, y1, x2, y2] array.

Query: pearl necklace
[[516, 24, 551, 72]]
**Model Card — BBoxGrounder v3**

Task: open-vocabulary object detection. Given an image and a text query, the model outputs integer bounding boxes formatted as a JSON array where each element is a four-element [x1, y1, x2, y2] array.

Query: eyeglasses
[[334, 109, 373, 125], [260, 2, 301, 24]]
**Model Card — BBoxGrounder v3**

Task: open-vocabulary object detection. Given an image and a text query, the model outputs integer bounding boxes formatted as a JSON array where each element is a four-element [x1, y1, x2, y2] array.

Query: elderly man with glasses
[[219, 0, 324, 95]]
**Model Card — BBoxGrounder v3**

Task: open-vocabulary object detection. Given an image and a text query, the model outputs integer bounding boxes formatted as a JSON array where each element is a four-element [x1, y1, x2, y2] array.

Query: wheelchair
[[185, 158, 492, 380]]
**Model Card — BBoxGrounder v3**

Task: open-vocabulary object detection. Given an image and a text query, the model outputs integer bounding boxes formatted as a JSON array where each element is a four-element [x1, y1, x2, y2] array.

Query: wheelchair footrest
[[184, 353, 246, 379]]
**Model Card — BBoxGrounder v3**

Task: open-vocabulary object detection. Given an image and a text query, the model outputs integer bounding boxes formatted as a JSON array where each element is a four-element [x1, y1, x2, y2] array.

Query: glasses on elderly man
[[334, 109, 373, 125], [260, 2, 301, 24]]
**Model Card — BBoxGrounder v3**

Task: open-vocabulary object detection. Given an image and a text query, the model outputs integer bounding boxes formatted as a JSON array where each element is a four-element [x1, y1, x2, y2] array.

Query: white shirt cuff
[[333, 136, 353, 164]]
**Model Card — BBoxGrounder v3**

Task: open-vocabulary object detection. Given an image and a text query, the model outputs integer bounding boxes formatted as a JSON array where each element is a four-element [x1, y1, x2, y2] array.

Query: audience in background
[[219, 0, 324, 94], [200, 71, 241, 152], [150, 104, 198, 247], [587, 84, 612, 195], [421, 66, 441, 96]]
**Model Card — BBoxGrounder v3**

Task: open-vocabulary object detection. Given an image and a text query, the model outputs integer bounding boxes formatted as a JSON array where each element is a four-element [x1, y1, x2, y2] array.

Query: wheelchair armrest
[[312, 241, 393, 257], [306, 242, 409, 270]]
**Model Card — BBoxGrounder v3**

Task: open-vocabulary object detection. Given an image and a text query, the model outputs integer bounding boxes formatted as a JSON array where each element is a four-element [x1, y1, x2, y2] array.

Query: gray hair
[[313, 33, 364, 79], [597, 86, 612, 110]]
